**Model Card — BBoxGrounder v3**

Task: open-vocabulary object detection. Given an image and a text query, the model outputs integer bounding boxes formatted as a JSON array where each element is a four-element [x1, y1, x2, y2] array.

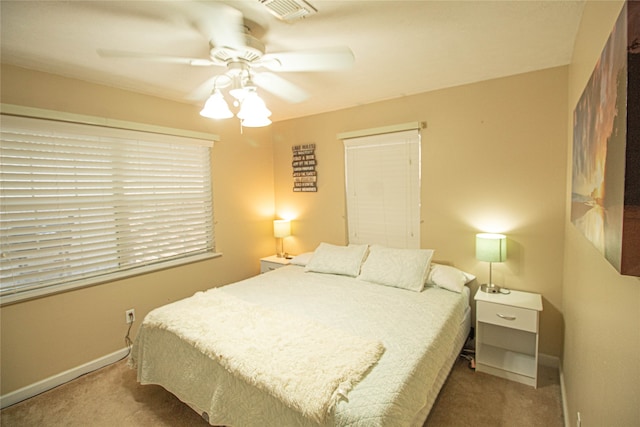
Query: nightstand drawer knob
[[497, 314, 517, 321]]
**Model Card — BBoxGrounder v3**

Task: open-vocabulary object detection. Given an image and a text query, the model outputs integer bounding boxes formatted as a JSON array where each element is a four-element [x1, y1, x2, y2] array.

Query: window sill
[[0, 252, 222, 306]]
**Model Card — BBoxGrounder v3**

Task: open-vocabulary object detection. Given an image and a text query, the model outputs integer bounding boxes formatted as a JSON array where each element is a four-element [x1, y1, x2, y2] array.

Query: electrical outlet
[[125, 309, 135, 324], [577, 411, 581, 427]]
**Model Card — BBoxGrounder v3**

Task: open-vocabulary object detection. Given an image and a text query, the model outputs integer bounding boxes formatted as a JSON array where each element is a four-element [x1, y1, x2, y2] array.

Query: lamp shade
[[237, 91, 272, 126], [273, 219, 291, 238], [476, 233, 507, 262], [199, 89, 233, 119]]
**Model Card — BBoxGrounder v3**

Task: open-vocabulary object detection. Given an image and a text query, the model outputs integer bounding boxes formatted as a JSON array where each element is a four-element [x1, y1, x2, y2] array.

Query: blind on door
[[343, 128, 420, 249]]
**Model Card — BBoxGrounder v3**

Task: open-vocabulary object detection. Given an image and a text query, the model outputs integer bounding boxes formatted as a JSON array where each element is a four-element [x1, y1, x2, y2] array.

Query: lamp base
[[481, 283, 501, 293]]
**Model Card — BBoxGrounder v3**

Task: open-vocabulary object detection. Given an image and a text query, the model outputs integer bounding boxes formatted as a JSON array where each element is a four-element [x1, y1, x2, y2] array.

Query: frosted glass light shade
[[273, 219, 291, 238], [476, 233, 507, 262], [237, 91, 272, 127], [199, 89, 233, 119]]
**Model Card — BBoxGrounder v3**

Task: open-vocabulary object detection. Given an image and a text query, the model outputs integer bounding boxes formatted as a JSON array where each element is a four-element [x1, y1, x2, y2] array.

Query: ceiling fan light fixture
[[229, 87, 248, 101], [237, 90, 272, 121], [229, 73, 250, 101], [200, 89, 234, 119], [237, 91, 272, 127], [201, 85, 271, 127]]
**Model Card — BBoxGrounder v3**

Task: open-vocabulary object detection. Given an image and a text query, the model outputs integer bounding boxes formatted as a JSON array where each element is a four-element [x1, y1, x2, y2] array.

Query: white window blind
[[343, 129, 420, 249], [0, 115, 216, 301]]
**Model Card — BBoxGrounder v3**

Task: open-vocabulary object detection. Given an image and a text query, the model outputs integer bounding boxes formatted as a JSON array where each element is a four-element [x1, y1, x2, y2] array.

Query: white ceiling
[[1, 0, 585, 122]]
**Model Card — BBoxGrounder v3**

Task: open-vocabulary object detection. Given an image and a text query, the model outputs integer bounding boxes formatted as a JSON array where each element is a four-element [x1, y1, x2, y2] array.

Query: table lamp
[[476, 233, 507, 293], [273, 219, 291, 258]]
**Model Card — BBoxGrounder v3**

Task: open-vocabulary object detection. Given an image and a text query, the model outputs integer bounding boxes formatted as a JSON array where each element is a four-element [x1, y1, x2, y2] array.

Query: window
[[342, 127, 421, 249], [0, 115, 217, 303]]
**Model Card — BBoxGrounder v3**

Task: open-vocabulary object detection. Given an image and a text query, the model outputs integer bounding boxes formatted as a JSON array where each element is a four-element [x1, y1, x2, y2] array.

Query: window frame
[[0, 107, 220, 305], [341, 125, 422, 249]]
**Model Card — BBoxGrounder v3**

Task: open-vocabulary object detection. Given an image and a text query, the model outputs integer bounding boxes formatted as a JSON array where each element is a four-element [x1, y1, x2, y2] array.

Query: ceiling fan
[[97, 1, 355, 126]]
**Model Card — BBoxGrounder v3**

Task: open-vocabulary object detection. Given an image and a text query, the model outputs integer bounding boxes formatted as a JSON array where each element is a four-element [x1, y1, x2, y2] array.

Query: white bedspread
[[138, 289, 385, 423], [131, 265, 468, 427]]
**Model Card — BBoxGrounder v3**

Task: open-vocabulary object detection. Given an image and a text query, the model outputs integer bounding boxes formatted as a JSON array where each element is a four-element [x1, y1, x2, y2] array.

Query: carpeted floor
[[425, 358, 564, 426], [1, 356, 564, 426]]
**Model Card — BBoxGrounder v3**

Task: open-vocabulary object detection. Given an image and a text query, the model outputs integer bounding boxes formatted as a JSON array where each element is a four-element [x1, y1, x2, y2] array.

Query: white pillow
[[289, 252, 314, 266], [305, 243, 369, 277], [426, 263, 476, 293], [358, 245, 435, 292]]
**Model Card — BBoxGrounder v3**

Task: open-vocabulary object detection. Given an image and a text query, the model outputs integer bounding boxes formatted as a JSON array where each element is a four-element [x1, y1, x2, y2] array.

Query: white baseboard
[[0, 347, 129, 409], [560, 362, 570, 427]]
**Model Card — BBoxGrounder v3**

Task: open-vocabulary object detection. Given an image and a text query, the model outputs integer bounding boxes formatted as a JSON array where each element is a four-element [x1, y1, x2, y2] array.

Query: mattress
[[131, 265, 470, 426]]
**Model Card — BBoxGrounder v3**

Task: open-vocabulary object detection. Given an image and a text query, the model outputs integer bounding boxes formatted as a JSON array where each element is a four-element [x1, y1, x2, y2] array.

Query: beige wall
[[0, 65, 276, 394], [272, 66, 568, 358], [563, 1, 640, 426]]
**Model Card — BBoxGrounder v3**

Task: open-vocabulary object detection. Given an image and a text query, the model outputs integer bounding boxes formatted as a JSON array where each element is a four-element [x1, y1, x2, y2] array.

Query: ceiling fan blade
[[185, 2, 246, 50], [253, 72, 309, 103], [187, 75, 219, 102], [97, 49, 222, 67], [259, 46, 355, 72]]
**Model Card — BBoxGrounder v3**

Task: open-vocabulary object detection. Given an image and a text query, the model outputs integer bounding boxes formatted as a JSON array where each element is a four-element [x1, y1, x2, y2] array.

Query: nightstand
[[260, 255, 291, 273], [474, 289, 543, 387]]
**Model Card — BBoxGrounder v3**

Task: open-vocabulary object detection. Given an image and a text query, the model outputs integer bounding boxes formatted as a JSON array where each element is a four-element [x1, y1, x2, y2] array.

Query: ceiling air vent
[[258, 0, 317, 22]]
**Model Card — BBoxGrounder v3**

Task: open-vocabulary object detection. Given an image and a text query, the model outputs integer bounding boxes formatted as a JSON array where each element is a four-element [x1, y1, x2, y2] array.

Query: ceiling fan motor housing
[[209, 34, 265, 64]]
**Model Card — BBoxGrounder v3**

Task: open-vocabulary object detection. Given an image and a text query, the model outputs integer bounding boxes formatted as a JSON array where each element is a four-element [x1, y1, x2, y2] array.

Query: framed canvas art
[[571, 0, 640, 276]]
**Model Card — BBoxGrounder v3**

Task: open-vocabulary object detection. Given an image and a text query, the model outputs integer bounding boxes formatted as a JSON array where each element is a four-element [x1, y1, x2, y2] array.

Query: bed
[[130, 243, 474, 426]]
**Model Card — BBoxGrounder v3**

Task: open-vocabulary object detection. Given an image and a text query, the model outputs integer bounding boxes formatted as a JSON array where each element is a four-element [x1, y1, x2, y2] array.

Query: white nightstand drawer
[[477, 301, 538, 333], [261, 261, 283, 273], [260, 255, 291, 273]]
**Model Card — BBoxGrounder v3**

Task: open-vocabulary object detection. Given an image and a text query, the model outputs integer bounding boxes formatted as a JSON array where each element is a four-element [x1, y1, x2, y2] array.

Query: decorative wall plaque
[[292, 143, 317, 192]]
